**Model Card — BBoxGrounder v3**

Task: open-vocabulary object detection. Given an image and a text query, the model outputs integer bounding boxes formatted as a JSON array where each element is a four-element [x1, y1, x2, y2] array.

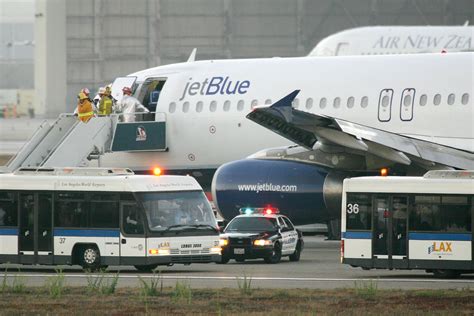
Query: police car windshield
[[225, 217, 278, 232], [136, 191, 215, 232]]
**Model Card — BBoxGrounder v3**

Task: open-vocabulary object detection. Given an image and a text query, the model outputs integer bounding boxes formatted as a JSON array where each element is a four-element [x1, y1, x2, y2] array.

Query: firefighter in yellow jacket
[[98, 86, 113, 115], [76, 92, 95, 123]]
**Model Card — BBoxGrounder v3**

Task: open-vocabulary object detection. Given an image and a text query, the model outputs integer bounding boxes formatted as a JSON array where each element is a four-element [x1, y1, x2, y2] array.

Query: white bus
[[341, 171, 473, 278], [0, 168, 221, 271]]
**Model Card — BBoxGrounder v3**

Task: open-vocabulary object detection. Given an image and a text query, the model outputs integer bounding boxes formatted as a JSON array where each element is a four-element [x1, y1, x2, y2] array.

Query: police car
[[219, 207, 303, 264]]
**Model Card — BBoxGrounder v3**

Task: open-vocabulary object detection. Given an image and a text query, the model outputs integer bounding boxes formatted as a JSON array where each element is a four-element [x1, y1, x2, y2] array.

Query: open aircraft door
[[111, 76, 138, 101]]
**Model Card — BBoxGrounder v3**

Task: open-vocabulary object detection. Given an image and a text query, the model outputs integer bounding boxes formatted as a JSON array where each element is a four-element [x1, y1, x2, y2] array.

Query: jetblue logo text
[[179, 76, 250, 101]]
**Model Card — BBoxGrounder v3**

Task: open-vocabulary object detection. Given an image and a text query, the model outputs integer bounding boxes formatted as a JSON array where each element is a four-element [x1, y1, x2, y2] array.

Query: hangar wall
[[33, 0, 474, 115]]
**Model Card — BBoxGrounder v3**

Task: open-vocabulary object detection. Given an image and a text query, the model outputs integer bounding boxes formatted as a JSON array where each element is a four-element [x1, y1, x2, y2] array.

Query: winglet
[[187, 48, 197, 62], [271, 90, 300, 108]]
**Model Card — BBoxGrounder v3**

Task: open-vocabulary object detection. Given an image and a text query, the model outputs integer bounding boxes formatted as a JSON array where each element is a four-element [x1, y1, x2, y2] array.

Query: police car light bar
[[239, 207, 280, 215]]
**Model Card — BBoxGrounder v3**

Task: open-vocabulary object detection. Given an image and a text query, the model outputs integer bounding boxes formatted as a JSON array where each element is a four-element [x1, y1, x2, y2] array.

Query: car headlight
[[253, 239, 272, 246], [219, 238, 229, 246]]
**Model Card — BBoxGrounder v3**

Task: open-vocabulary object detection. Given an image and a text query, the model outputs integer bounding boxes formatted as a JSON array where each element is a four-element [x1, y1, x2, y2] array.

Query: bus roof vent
[[423, 170, 474, 179], [14, 167, 134, 176]]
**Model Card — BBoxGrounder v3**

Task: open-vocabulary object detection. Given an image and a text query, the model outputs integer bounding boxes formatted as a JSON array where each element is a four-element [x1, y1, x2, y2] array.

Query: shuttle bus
[[0, 168, 221, 271], [341, 170, 473, 278]]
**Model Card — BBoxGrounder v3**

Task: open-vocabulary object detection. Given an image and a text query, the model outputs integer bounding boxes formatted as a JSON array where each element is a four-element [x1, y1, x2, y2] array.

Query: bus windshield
[[136, 191, 216, 232]]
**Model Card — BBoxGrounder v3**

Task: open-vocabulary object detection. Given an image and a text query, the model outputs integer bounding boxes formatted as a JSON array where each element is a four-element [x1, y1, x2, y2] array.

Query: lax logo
[[428, 242, 452, 255], [136, 126, 147, 141]]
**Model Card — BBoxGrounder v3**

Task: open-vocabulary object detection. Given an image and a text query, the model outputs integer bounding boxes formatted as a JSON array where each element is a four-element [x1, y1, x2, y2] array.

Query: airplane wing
[[246, 90, 474, 170]]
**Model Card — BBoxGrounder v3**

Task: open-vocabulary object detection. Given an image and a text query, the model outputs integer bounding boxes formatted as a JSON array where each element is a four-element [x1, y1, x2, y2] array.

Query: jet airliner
[[309, 25, 473, 56], [88, 52, 473, 236]]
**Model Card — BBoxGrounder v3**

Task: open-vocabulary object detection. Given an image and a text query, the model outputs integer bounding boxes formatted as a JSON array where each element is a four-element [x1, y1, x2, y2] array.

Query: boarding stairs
[[1, 114, 117, 173]]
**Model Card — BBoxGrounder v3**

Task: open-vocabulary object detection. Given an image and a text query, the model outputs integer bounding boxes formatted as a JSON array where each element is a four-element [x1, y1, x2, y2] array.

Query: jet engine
[[211, 158, 346, 228]]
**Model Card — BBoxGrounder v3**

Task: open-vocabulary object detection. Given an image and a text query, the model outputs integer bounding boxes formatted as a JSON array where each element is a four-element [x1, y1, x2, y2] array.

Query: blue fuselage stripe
[[0, 228, 18, 236], [53, 229, 120, 238], [343, 231, 372, 239], [409, 233, 471, 241]]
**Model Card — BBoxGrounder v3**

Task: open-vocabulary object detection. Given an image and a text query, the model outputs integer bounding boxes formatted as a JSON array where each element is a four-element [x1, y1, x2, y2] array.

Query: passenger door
[[372, 195, 408, 269], [282, 217, 298, 254], [18, 193, 53, 264], [279, 217, 296, 255], [120, 202, 147, 265]]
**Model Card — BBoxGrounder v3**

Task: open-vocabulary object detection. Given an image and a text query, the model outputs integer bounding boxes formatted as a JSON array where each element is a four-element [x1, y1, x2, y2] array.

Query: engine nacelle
[[211, 158, 345, 226]]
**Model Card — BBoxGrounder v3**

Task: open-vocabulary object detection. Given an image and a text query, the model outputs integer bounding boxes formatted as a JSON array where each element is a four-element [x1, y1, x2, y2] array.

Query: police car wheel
[[217, 256, 230, 264], [264, 242, 282, 264], [289, 242, 302, 262], [134, 264, 159, 272]]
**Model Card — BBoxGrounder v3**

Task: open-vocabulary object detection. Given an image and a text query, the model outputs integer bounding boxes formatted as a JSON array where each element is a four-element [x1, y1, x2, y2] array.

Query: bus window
[[55, 194, 88, 228], [0, 192, 17, 227], [410, 195, 471, 232], [90, 193, 119, 228], [345, 194, 371, 230]]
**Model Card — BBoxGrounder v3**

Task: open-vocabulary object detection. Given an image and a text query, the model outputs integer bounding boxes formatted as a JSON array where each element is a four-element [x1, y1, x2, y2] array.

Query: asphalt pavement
[[1, 236, 473, 290]]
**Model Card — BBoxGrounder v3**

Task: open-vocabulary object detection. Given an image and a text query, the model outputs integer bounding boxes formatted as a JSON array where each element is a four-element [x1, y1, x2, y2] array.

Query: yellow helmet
[[78, 92, 88, 100]]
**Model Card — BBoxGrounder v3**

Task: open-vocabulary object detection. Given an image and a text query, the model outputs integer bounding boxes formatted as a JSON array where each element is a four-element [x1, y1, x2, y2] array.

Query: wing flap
[[247, 91, 474, 170]]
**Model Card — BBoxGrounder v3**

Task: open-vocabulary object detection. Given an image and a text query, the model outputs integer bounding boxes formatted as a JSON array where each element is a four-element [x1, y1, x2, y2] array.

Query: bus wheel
[[134, 264, 158, 272], [432, 269, 460, 279], [81, 246, 101, 271], [264, 242, 282, 264]]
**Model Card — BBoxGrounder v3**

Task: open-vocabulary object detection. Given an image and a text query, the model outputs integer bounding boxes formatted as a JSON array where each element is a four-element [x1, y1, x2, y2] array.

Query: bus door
[[119, 202, 146, 265], [19, 193, 53, 264], [372, 195, 408, 269]]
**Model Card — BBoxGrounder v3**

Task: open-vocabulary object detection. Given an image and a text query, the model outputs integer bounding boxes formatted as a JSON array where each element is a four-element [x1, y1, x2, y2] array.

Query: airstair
[[1, 112, 167, 173], [1, 114, 117, 173]]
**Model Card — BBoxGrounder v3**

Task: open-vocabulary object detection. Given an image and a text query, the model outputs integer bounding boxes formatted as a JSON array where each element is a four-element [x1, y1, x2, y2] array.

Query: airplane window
[[461, 93, 469, 105], [361, 96, 368, 108], [265, 99, 272, 105], [223, 100, 231, 112], [447, 93, 455, 105], [333, 97, 341, 108], [210, 101, 217, 112], [292, 98, 299, 108], [169, 102, 176, 113], [347, 97, 354, 108], [237, 100, 245, 111], [419, 94, 427, 106], [251, 99, 258, 109], [305, 98, 313, 110], [196, 101, 203, 113], [382, 95, 390, 107], [403, 94, 412, 107], [319, 98, 327, 109], [182, 101, 190, 113], [433, 94, 441, 106]]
